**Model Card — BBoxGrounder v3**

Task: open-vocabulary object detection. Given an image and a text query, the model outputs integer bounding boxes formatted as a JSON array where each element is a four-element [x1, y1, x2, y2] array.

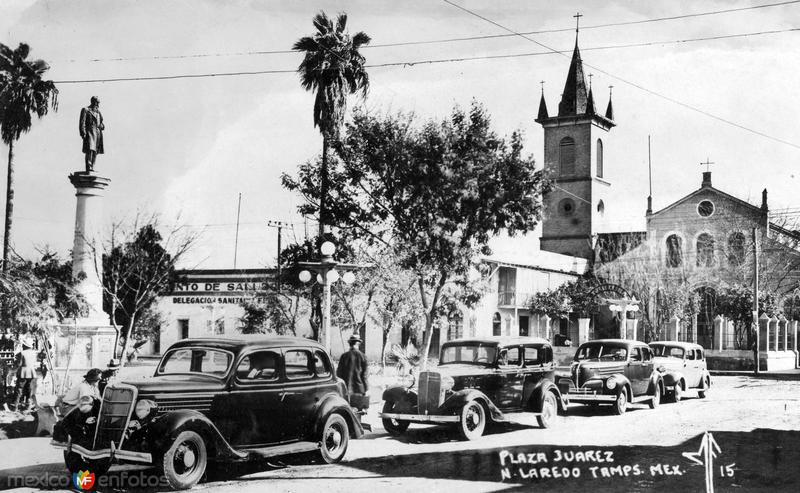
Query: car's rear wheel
[[381, 401, 410, 435], [672, 382, 683, 402], [698, 377, 710, 399], [161, 430, 207, 490], [319, 413, 350, 464], [612, 387, 628, 415], [649, 383, 661, 409], [63, 451, 111, 475], [458, 400, 486, 440]]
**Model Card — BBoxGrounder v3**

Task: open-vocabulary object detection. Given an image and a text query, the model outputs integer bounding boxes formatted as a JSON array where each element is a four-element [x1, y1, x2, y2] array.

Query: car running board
[[242, 441, 319, 459], [630, 395, 655, 404]]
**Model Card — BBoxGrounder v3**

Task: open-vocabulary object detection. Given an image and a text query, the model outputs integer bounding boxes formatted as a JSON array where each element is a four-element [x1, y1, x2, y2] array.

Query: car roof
[[579, 339, 648, 347], [167, 336, 325, 353], [649, 341, 704, 350], [444, 336, 551, 347]]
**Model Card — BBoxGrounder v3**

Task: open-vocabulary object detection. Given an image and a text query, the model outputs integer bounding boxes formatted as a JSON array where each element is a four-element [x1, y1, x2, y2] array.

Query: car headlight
[[134, 399, 158, 419], [606, 378, 617, 390], [441, 375, 455, 391], [399, 373, 415, 388]]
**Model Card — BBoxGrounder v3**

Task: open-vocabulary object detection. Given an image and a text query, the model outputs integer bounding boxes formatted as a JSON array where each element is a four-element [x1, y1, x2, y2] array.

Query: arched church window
[[447, 310, 463, 340], [696, 233, 715, 267], [728, 232, 746, 266], [492, 312, 502, 336], [596, 139, 604, 178], [666, 234, 683, 268], [559, 137, 575, 176]]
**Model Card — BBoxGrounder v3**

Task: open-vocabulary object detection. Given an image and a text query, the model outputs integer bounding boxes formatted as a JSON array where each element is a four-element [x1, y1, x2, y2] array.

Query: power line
[[53, 26, 800, 84], [441, 0, 800, 151], [58, 0, 800, 63]]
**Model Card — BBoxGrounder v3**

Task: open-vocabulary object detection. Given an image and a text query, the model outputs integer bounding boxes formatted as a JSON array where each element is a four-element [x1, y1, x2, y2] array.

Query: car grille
[[93, 385, 136, 450], [417, 371, 442, 415]]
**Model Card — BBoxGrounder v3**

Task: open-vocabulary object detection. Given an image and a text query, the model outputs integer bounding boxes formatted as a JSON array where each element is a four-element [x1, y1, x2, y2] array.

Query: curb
[[710, 370, 800, 381]]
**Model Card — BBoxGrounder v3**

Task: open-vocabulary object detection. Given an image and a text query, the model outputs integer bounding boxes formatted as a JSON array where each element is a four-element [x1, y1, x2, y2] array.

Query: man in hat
[[59, 368, 102, 415], [99, 359, 120, 395], [13, 336, 39, 411], [79, 96, 104, 173], [336, 333, 369, 410]]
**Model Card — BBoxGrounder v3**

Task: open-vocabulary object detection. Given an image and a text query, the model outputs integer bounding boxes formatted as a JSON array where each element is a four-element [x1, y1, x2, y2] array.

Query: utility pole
[[233, 192, 242, 269], [753, 227, 760, 376], [267, 220, 291, 292]]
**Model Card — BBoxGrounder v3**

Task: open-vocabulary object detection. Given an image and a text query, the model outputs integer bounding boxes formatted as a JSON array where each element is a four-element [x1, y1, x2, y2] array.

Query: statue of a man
[[79, 96, 104, 173]]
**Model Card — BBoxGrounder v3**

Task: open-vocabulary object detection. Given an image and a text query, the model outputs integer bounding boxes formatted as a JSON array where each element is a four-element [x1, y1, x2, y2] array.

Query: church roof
[[537, 91, 549, 120], [558, 41, 590, 116], [649, 177, 764, 219]]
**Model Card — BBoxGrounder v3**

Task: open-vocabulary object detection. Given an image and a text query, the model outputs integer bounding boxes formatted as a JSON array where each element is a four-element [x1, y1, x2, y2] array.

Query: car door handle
[[280, 391, 297, 401]]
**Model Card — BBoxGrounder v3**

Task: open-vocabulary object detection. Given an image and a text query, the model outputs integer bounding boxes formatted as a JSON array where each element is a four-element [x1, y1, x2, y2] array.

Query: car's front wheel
[[612, 387, 628, 415], [698, 377, 710, 399], [458, 399, 486, 440], [672, 382, 683, 402], [63, 451, 111, 475], [381, 401, 410, 436], [161, 430, 208, 490], [537, 391, 558, 428], [319, 413, 350, 464], [649, 383, 661, 409]]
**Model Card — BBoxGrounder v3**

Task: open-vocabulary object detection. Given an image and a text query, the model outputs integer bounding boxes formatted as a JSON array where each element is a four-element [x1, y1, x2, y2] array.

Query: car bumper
[[51, 440, 152, 463], [379, 412, 460, 423], [566, 389, 617, 403]]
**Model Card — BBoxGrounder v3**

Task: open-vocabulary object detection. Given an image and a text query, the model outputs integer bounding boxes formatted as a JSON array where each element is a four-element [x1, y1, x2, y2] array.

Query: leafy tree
[[284, 102, 544, 362], [293, 11, 370, 240], [0, 43, 58, 273], [528, 277, 598, 322], [715, 284, 779, 349], [100, 215, 197, 366]]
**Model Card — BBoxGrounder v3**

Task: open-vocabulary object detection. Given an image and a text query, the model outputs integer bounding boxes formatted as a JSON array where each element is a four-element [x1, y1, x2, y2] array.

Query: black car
[[558, 339, 663, 415], [379, 337, 564, 440], [51, 336, 363, 490]]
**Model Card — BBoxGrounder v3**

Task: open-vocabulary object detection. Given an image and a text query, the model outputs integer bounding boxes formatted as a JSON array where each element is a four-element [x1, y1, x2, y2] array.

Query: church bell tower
[[536, 33, 615, 260]]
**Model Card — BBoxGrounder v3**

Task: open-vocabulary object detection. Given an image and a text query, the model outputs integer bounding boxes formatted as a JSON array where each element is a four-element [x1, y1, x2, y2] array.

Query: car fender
[[440, 389, 503, 421], [647, 371, 664, 395], [312, 393, 364, 439], [607, 374, 632, 400], [659, 370, 684, 388], [382, 386, 417, 405], [148, 410, 246, 461], [527, 380, 566, 413], [700, 370, 712, 388]]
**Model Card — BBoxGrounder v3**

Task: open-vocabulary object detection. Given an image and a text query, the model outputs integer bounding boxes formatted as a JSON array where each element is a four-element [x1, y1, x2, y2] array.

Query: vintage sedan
[[558, 339, 663, 415], [379, 337, 564, 441], [51, 337, 363, 490], [649, 341, 711, 402]]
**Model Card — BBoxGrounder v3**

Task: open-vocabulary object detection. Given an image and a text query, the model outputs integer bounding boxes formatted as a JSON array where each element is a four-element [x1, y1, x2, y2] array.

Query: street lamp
[[605, 296, 639, 339], [297, 241, 357, 350]]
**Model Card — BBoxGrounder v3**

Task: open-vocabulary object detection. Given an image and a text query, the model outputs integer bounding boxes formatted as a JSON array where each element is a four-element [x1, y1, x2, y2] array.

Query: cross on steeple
[[540, 80, 545, 94], [700, 158, 714, 172], [588, 73, 593, 89], [574, 12, 583, 33]]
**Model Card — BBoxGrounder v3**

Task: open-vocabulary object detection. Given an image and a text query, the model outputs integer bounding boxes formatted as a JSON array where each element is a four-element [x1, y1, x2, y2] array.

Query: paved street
[[1, 375, 800, 492]]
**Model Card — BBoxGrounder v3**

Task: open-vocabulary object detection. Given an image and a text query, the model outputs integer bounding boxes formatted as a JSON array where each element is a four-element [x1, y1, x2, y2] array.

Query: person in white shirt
[[14, 337, 39, 411], [59, 368, 102, 415]]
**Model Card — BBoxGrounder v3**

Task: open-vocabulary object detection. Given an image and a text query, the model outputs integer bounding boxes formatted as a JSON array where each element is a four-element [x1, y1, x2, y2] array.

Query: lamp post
[[605, 296, 640, 339], [297, 241, 357, 350]]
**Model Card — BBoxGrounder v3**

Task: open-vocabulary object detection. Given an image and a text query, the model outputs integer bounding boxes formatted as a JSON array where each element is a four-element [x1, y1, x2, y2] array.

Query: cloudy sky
[[2, 0, 800, 269]]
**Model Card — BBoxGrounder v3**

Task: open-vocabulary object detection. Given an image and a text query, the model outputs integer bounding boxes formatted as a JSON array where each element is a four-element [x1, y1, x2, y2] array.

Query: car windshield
[[574, 343, 628, 362], [157, 347, 232, 378], [651, 345, 684, 358], [440, 343, 497, 365]]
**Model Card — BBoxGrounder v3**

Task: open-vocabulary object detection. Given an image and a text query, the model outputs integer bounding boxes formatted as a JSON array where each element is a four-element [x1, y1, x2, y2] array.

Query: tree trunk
[[118, 314, 137, 370], [418, 271, 448, 371], [2, 139, 14, 274], [318, 135, 329, 243]]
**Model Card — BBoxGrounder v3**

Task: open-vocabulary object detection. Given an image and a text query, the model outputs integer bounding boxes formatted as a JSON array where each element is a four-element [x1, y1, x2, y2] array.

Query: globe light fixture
[[327, 269, 340, 283], [342, 271, 356, 284], [320, 241, 336, 257], [298, 270, 312, 283]]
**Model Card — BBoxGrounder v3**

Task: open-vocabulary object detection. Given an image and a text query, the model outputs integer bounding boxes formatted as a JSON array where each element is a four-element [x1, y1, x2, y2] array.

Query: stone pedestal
[[664, 316, 680, 341], [625, 318, 638, 340], [713, 315, 724, 351]]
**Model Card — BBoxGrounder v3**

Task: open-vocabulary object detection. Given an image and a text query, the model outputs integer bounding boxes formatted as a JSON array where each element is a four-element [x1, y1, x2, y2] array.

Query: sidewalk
[[710, 368, 800, 380]]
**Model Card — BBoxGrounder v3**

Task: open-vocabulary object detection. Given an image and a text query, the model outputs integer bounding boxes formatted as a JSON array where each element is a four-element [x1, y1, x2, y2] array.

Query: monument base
[[48, 321, 117, 392], [759, 350, 797, 371]]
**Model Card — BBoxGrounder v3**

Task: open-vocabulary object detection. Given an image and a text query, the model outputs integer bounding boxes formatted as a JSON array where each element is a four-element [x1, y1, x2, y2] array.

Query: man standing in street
[[336, 333, 370, 411], [13, 336, 38, 412]]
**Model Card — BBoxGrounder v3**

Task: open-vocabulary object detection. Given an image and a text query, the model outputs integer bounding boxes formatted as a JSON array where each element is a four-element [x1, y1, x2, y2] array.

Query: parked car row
[[49, 335, 711, 491], [378, 337, 711, 440]]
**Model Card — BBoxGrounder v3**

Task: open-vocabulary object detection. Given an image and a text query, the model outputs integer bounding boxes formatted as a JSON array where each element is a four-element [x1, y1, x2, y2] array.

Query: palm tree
[[0, 42, 58, 273], [293, 12, 370, 240]]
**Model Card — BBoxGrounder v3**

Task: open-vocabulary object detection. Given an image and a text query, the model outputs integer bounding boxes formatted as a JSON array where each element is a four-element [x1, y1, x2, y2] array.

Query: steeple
[[586, 86, 596, 116], [537, 81, 549, 120], [605, 86, 614, 121], [557, 39, 590, 117]]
